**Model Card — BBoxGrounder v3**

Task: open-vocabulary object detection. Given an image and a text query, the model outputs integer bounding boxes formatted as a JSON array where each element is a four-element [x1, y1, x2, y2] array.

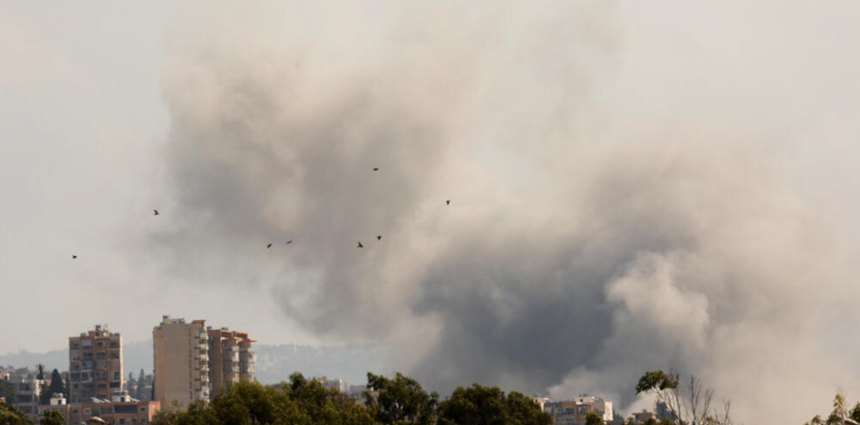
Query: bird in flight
[[72, 255, 77, 259], [446, 200, 450, 205], [373, 167, 379, 171], [267, 243, 273, 249], [286, 240, 293, 245], [377, 235, 382, 241], [357, 241, 364, 248]]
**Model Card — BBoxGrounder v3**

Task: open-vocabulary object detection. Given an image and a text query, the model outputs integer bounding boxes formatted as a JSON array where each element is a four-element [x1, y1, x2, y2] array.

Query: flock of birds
[[70, 167, 450, 259]]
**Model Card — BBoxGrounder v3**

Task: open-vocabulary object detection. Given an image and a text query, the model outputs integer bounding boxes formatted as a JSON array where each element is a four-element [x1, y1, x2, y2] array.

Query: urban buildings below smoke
[[152, 316, 256, 408]]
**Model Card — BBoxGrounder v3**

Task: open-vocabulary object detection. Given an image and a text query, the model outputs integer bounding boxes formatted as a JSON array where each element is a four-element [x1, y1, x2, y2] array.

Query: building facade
[[544, 396, 614, 425], [69, 325, 124, 402], [39, 392, 160, 425], [207, 327, 256, 398], [1, 367, 43, 420], [153, 316, 257, 407], [153, 316, 210, 407], [545, 401, 595, 425]]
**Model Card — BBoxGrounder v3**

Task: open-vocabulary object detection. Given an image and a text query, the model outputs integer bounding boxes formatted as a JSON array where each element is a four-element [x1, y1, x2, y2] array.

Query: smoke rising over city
[[151, 2, 860, 423], [2, 1, 860, 424]]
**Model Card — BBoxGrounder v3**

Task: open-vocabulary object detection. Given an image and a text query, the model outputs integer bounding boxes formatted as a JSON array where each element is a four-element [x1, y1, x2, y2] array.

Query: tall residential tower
[[68, 325, 123, 402], [207, 327, 256, 397], [152, 316, 257, 406], [153, 316, 210, 407]]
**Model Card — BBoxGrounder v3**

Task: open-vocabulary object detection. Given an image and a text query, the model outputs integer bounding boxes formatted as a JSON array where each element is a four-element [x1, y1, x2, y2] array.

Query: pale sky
[[2, 2, 860, 423]]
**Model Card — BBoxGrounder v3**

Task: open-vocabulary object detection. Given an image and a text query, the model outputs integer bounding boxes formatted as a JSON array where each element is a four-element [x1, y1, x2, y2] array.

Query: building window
[[97, 342, 104, 348], [119, 419, 125, 424]]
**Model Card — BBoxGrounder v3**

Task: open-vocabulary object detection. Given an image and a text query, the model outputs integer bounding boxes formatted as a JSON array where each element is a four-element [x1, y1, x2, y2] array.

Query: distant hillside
[[0, 342, 387, 387]]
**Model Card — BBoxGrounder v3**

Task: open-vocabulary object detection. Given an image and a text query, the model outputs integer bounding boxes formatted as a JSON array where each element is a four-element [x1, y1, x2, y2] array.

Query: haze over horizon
[[3, 2, 860, 423]]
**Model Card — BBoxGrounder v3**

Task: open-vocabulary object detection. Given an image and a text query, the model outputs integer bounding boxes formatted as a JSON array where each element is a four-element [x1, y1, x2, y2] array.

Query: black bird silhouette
[[72, 255, 77, 259], [267, 243, 273, 249], [286, 240, 293, 245], [446, 199, 450, 205], [153, 209, 159, 216], [377, 235, 382, 241], [357, 241, 364, 248], [373, 167, 379, 171]]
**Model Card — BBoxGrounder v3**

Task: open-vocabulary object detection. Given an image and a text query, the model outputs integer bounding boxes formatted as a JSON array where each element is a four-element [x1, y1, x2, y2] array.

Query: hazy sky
[[2, 2, 860, 423]]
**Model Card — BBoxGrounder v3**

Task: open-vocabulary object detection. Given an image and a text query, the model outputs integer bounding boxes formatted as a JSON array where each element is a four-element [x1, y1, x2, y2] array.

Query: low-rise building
[[39, 391, 160, 425], [631, 409, 656, 423]]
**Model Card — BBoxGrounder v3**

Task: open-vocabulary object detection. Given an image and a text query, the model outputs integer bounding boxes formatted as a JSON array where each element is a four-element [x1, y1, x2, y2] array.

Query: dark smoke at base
[[154, 2, 860, 423]]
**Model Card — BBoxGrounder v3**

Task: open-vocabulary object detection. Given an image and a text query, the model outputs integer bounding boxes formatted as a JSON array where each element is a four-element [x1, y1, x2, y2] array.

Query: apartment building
[[153, 316, 257, 406], [69, 325, 124, 402], [207, 327, 256, 398], [544, 400, 596, 425], [153, 316, 210, 407], [1, 367, 43, 420], [544, 395, 614, 425]]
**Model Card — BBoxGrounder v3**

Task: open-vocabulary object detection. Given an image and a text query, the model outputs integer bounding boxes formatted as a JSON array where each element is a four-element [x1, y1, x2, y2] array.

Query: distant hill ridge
[[0, 341, 388, 387]]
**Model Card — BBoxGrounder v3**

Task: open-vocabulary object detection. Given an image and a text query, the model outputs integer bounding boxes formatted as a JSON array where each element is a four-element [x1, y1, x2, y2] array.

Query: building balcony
[[197, 354, 209, 361]]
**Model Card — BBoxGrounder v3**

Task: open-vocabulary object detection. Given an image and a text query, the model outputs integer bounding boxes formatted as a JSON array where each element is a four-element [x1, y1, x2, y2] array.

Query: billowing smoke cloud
[[154, 1, 860, 423]]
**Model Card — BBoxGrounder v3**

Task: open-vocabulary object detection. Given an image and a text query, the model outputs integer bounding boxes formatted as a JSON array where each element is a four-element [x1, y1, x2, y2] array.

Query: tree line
[[152, 372, 552, 425], [1, 369, 741, 425]]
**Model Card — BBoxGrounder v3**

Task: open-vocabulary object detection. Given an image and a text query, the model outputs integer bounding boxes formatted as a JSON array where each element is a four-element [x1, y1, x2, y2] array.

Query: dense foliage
[[0, 382, 15, 407], [803, 390, 860, 425], [0, 400, 29, 425], [153, 372, 550, 425], [437, 383, 551, 425], [38, 411, 63, 425]]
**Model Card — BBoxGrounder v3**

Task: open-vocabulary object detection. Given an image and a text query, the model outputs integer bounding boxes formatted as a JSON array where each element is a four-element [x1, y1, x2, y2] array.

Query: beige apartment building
[[153, 316, 210, 407], [207, 328, 256, 397], [153, 316, 257, 407], [69, 325, 124, 402]]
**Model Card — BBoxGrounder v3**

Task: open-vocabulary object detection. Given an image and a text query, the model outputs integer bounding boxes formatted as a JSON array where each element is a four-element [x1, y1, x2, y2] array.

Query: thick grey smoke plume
[[155, 2, 860, 423]]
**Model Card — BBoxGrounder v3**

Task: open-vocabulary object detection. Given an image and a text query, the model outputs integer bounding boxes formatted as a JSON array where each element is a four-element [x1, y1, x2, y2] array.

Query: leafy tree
[[804, 415, 823, 425], [436, 383, 550, 425], [636, 370, 733, 425], [505, 391, 552, 425], [806, 391, 860, 425], [366, 372, 437, 425], [39, 411, 64, 425], [0, 399, 31, 425], [851, 402, 860, 423], [585, 411, 604, 425], [437, 384, 507, 425], [825, 390, 846, 425], [0, 382, 15, 406]]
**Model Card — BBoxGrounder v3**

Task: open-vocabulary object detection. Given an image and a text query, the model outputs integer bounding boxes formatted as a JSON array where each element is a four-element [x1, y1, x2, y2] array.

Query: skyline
[[3, 2, 860, 424]]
